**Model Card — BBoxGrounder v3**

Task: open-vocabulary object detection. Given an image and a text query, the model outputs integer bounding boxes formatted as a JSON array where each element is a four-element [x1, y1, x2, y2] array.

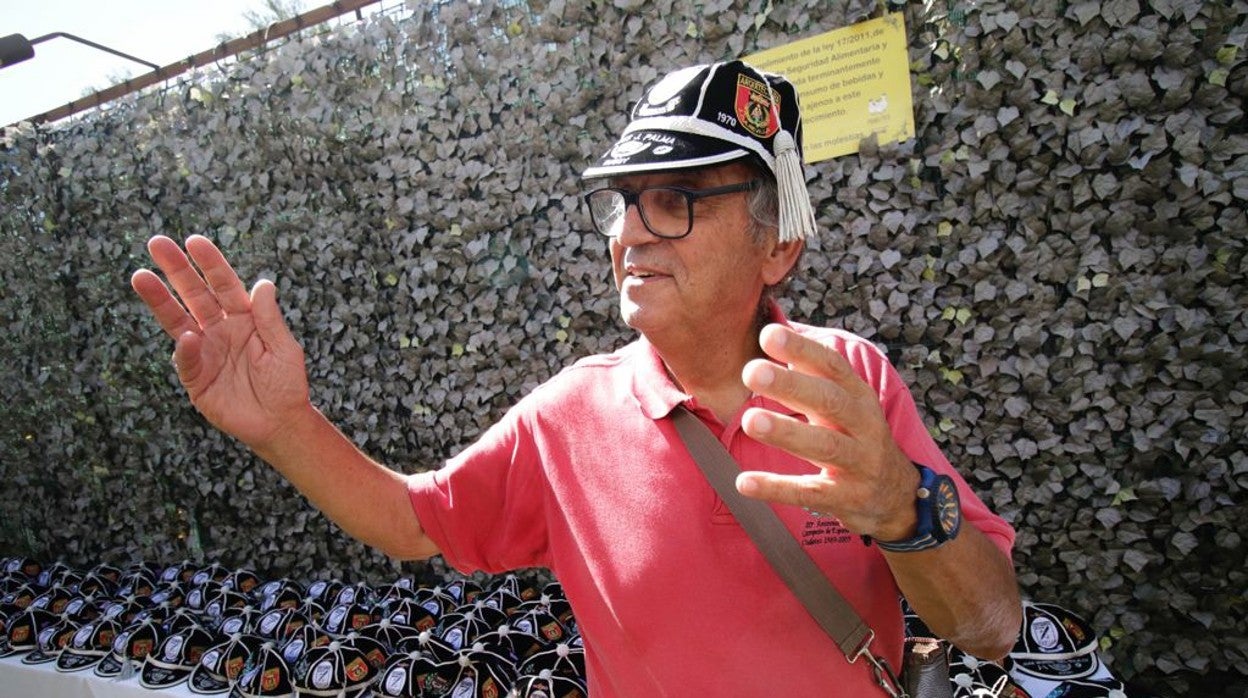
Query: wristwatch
[[874, 463, 962, 553]]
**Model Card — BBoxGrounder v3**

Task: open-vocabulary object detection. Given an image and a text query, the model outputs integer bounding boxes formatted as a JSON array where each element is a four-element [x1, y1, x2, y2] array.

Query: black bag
[[902, 637, 953, 698]]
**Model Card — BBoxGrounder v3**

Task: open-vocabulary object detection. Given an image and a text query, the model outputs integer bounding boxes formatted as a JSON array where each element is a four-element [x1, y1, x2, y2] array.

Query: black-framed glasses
[[582, 179, 762, 239]]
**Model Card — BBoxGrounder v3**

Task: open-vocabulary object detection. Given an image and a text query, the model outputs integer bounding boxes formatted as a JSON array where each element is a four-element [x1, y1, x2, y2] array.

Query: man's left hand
[[739, 323, 921, 542]]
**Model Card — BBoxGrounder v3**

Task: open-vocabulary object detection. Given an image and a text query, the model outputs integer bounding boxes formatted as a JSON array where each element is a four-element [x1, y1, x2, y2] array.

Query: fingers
[[145, 235, 250, 328], [145, 235, 221, 328], [736, 470, 835, 511], [740, 324, 877, 470], [185, 235, 253, 316], [746, 325, 859, 409], [742, 405, 861, 472], [250, 279, 298, 354], [132, 268, 197, 341], [171, 331, 205, 386]]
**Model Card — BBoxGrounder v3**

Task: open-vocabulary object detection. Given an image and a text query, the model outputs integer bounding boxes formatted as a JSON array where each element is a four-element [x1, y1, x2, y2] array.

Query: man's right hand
[[131, 235, 310, 450]]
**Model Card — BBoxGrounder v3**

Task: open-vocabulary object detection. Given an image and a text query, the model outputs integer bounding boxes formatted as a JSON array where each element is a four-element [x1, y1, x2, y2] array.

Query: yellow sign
[[746, 13, 914, 163]]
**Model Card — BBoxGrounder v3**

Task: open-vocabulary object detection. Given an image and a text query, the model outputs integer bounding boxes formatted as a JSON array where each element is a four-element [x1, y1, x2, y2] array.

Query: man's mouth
[[625, 262, 666, 279]]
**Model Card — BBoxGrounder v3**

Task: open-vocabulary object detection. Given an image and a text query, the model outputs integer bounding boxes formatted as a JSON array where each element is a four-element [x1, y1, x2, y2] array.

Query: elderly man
[[132, 60, 1020, 695]]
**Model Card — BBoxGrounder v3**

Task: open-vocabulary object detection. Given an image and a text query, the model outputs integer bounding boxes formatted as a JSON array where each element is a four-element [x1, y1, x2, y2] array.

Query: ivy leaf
[[1123, 549, 1150, 572], [976, 70, 1002, 90], [1170, 531, 1199, 556]]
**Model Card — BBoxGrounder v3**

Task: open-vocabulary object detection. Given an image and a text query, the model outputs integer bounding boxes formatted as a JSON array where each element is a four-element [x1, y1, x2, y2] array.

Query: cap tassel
[[772, 130, 817, 243]]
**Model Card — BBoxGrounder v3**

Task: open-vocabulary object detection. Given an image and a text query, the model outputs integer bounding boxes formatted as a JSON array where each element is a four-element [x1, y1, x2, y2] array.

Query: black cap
[[189, 632, 266, 695], [470, 625, 546, 665], [509, 603, 569, 645], [584, 60, 805, 178], [55, 617, 121, 672], [1008, 601, 1101, 681], [188, 581, 226, 612], [394, 630, 457, 664], [117, 569, 158, 598], [1, 607, 58, 658], [306, 579, 345, 606], [29, 585, 75, 615], [372, 651, 446, 698], [439, 603, 507, 652], [582, 59, 815, 243], [382, 598, 439, 633], [291, 639, 379, 697], [355, 618, 421, 654], [140, 625, 219, 688], [431, 647, 517, 698], [321, 602, 377, 638], [21, 614, 81, 665], [947, 646, 1028, 698], [228, 641, 294, 698], [159, 561, 198, 584], [255, 607, 310, 641], [512, 670, 589, 698], [518, 642, 586, 681], [2, 557, 42, 580], [278, 622, 332, 665], [223, 568, 262, 596], [76, 572, 119, 598], [94, 618, 166, 677], [256, 578, 305, 604], [191, 563, 232, 587]]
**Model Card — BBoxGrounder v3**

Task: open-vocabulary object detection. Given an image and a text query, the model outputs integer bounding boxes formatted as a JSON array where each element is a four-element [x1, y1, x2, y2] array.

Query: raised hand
[[131, 235, 310, 450], [737, 324, 920, 541]]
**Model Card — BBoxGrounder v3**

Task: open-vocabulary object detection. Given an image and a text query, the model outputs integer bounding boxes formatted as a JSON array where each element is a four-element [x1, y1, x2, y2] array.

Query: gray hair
[[742, 161, 804, 297], [746, 174, 781, 241]]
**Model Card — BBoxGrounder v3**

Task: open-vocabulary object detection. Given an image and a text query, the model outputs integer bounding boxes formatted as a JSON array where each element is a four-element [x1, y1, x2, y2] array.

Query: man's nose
[[613, 202, 655, 247]]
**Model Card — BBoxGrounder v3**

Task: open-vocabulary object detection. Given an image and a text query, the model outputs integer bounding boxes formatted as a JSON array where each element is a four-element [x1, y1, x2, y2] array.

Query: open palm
[[131, 235, 309, 449]]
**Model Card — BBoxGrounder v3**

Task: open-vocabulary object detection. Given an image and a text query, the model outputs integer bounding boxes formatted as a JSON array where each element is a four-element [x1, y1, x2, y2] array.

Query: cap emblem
[[1030, 617, 1060, 651], [261, 667, 282, 690], [735, 74, 780, 138]]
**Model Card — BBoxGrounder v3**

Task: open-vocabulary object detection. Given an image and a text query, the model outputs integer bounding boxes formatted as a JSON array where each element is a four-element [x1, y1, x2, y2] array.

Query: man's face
[[606, 162, 791, 342]]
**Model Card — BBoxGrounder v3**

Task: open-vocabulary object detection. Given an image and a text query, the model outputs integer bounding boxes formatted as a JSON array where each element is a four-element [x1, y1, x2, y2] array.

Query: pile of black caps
[[0, 556, 587, 697]]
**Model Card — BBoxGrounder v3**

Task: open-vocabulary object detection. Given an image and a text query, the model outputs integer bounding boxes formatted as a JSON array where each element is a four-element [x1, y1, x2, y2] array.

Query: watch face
[[935, 476, 961, 537]]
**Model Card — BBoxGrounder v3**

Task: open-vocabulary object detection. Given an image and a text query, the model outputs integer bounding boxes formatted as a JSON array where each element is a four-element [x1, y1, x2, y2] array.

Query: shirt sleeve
[[407, 402, 551, 574]]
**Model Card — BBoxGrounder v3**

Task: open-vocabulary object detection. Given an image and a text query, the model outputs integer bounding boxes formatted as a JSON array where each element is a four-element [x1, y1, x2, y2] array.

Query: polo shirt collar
[[630, 300, 794, 421]]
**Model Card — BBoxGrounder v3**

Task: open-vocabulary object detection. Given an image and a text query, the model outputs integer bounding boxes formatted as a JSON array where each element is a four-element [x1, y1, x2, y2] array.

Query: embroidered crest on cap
[[735, 74, 780, 138]]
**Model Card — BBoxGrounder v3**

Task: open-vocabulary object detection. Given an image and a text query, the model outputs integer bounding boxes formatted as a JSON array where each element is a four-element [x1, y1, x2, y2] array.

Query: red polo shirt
[[408, 311, 1014, 696]]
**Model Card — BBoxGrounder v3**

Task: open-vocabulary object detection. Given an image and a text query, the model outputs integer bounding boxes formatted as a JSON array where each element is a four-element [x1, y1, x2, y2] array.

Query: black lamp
[[0, 32, 159, 71]]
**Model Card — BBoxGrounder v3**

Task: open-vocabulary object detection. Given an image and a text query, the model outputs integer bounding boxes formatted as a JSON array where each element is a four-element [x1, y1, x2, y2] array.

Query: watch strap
[[875, 464, 961, 553]]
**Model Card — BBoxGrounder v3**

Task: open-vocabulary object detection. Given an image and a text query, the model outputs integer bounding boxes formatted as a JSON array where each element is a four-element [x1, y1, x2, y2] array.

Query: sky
[[0, 0, 364, 127]]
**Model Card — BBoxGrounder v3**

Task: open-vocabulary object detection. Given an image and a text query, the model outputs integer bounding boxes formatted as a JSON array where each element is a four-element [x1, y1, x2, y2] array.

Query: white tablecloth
[[0, 655, 199, 698]]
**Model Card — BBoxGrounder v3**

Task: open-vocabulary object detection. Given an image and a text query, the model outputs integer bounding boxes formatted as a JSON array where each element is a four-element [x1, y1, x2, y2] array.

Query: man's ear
[[762, 238, 804, 286]]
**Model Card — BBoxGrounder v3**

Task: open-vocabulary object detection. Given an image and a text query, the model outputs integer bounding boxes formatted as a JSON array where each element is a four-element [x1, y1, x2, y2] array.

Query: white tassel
[[772, 130, 817, 243]]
